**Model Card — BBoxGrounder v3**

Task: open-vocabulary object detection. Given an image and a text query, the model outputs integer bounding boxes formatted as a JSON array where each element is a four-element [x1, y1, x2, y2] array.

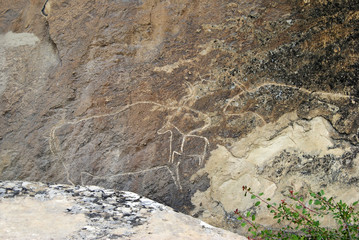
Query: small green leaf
[[241, 222, 246, 227], [353, 201, 358, 206], [251, 195, 256, 199], [320, 190, 324, 196], [255, 201, 261, 206], [237, 216, 243, 220], [246, 212, 250, 217], [310, 192, 316, 197], [259, 192, 264, 196], [314, 200, 321, 205], [300, 197, 304, 202], [291, 235, 299, 240], [252, 214, 256, 221], [267, 198, 271, 201], [267, 204, 271, 208], [309, 199, 313, 205], [296, 205, 302, 209]]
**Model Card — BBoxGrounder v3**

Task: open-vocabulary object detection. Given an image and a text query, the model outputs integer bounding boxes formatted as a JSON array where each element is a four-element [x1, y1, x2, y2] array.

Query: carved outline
[[223, 82, 358, 125], [49, 94, 211, 190]]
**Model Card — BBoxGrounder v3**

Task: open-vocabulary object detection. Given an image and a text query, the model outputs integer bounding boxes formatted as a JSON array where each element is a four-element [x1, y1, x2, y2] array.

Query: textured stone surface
[[0, 0, 359, 234], [0, 181, 247, 239], [190, 113, 359, 230]]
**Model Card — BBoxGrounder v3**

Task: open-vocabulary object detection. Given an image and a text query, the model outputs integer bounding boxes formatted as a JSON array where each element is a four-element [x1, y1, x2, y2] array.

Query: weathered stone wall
[[1, 0, 359, 233]]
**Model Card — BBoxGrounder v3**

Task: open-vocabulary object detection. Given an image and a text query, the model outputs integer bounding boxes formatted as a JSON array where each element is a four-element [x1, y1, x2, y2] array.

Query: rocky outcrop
[[0, 181, 247, 239], [1, 0, 359, 234], [191, 113, 359, 229]]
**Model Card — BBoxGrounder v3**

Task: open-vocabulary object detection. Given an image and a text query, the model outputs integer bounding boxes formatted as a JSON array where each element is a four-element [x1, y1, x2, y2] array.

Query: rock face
[[0, 181, 246, 239], [1, 0, 359, 233]]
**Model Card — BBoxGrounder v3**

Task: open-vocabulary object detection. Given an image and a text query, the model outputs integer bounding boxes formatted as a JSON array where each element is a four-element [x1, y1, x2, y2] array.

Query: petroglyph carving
[[157, 121, 209, 166], [79, 165, 178, 188], [223, 82, 357, 114], [222, 81, 358, 126], [49, 75, 356, 191], [49, 87, 210, 190], [46, 64, 358, 191]]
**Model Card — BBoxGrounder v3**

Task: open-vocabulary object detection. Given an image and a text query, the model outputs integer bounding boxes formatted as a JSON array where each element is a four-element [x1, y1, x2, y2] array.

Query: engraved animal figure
[[157, 121, 209, 166], [157, 121, 209, 190]]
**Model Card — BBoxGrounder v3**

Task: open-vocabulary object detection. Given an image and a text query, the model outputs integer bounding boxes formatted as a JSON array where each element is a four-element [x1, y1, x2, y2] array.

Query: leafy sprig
[[234, 186, 359, 239]]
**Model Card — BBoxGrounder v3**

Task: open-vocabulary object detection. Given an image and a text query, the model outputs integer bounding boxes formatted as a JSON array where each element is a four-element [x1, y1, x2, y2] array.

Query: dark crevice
[[41, 0, 61, 65], [44, 20, 62, 66], [41, 0, 49, 17]]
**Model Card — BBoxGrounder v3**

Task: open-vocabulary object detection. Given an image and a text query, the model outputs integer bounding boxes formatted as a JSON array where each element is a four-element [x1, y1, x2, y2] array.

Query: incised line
[[223, 82, 357, 114], [80, 165, 180, 190], [157, 122, 209, 166]]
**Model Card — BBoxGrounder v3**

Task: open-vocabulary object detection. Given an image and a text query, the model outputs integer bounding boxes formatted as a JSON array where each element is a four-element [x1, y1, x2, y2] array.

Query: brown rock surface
[[1, 0, 359, 234]]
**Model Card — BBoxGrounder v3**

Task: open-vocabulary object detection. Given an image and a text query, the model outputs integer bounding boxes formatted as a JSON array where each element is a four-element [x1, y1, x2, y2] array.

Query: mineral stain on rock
[[0, 0, 359, 234]]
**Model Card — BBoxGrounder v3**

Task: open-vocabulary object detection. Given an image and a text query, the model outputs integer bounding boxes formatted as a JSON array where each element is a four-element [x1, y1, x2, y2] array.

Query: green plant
[[234, 186, 359, 240]]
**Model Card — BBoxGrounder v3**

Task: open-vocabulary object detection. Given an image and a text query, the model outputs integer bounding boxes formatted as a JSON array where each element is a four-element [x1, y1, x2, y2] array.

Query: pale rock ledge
[[0, 181, 247, 240]]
